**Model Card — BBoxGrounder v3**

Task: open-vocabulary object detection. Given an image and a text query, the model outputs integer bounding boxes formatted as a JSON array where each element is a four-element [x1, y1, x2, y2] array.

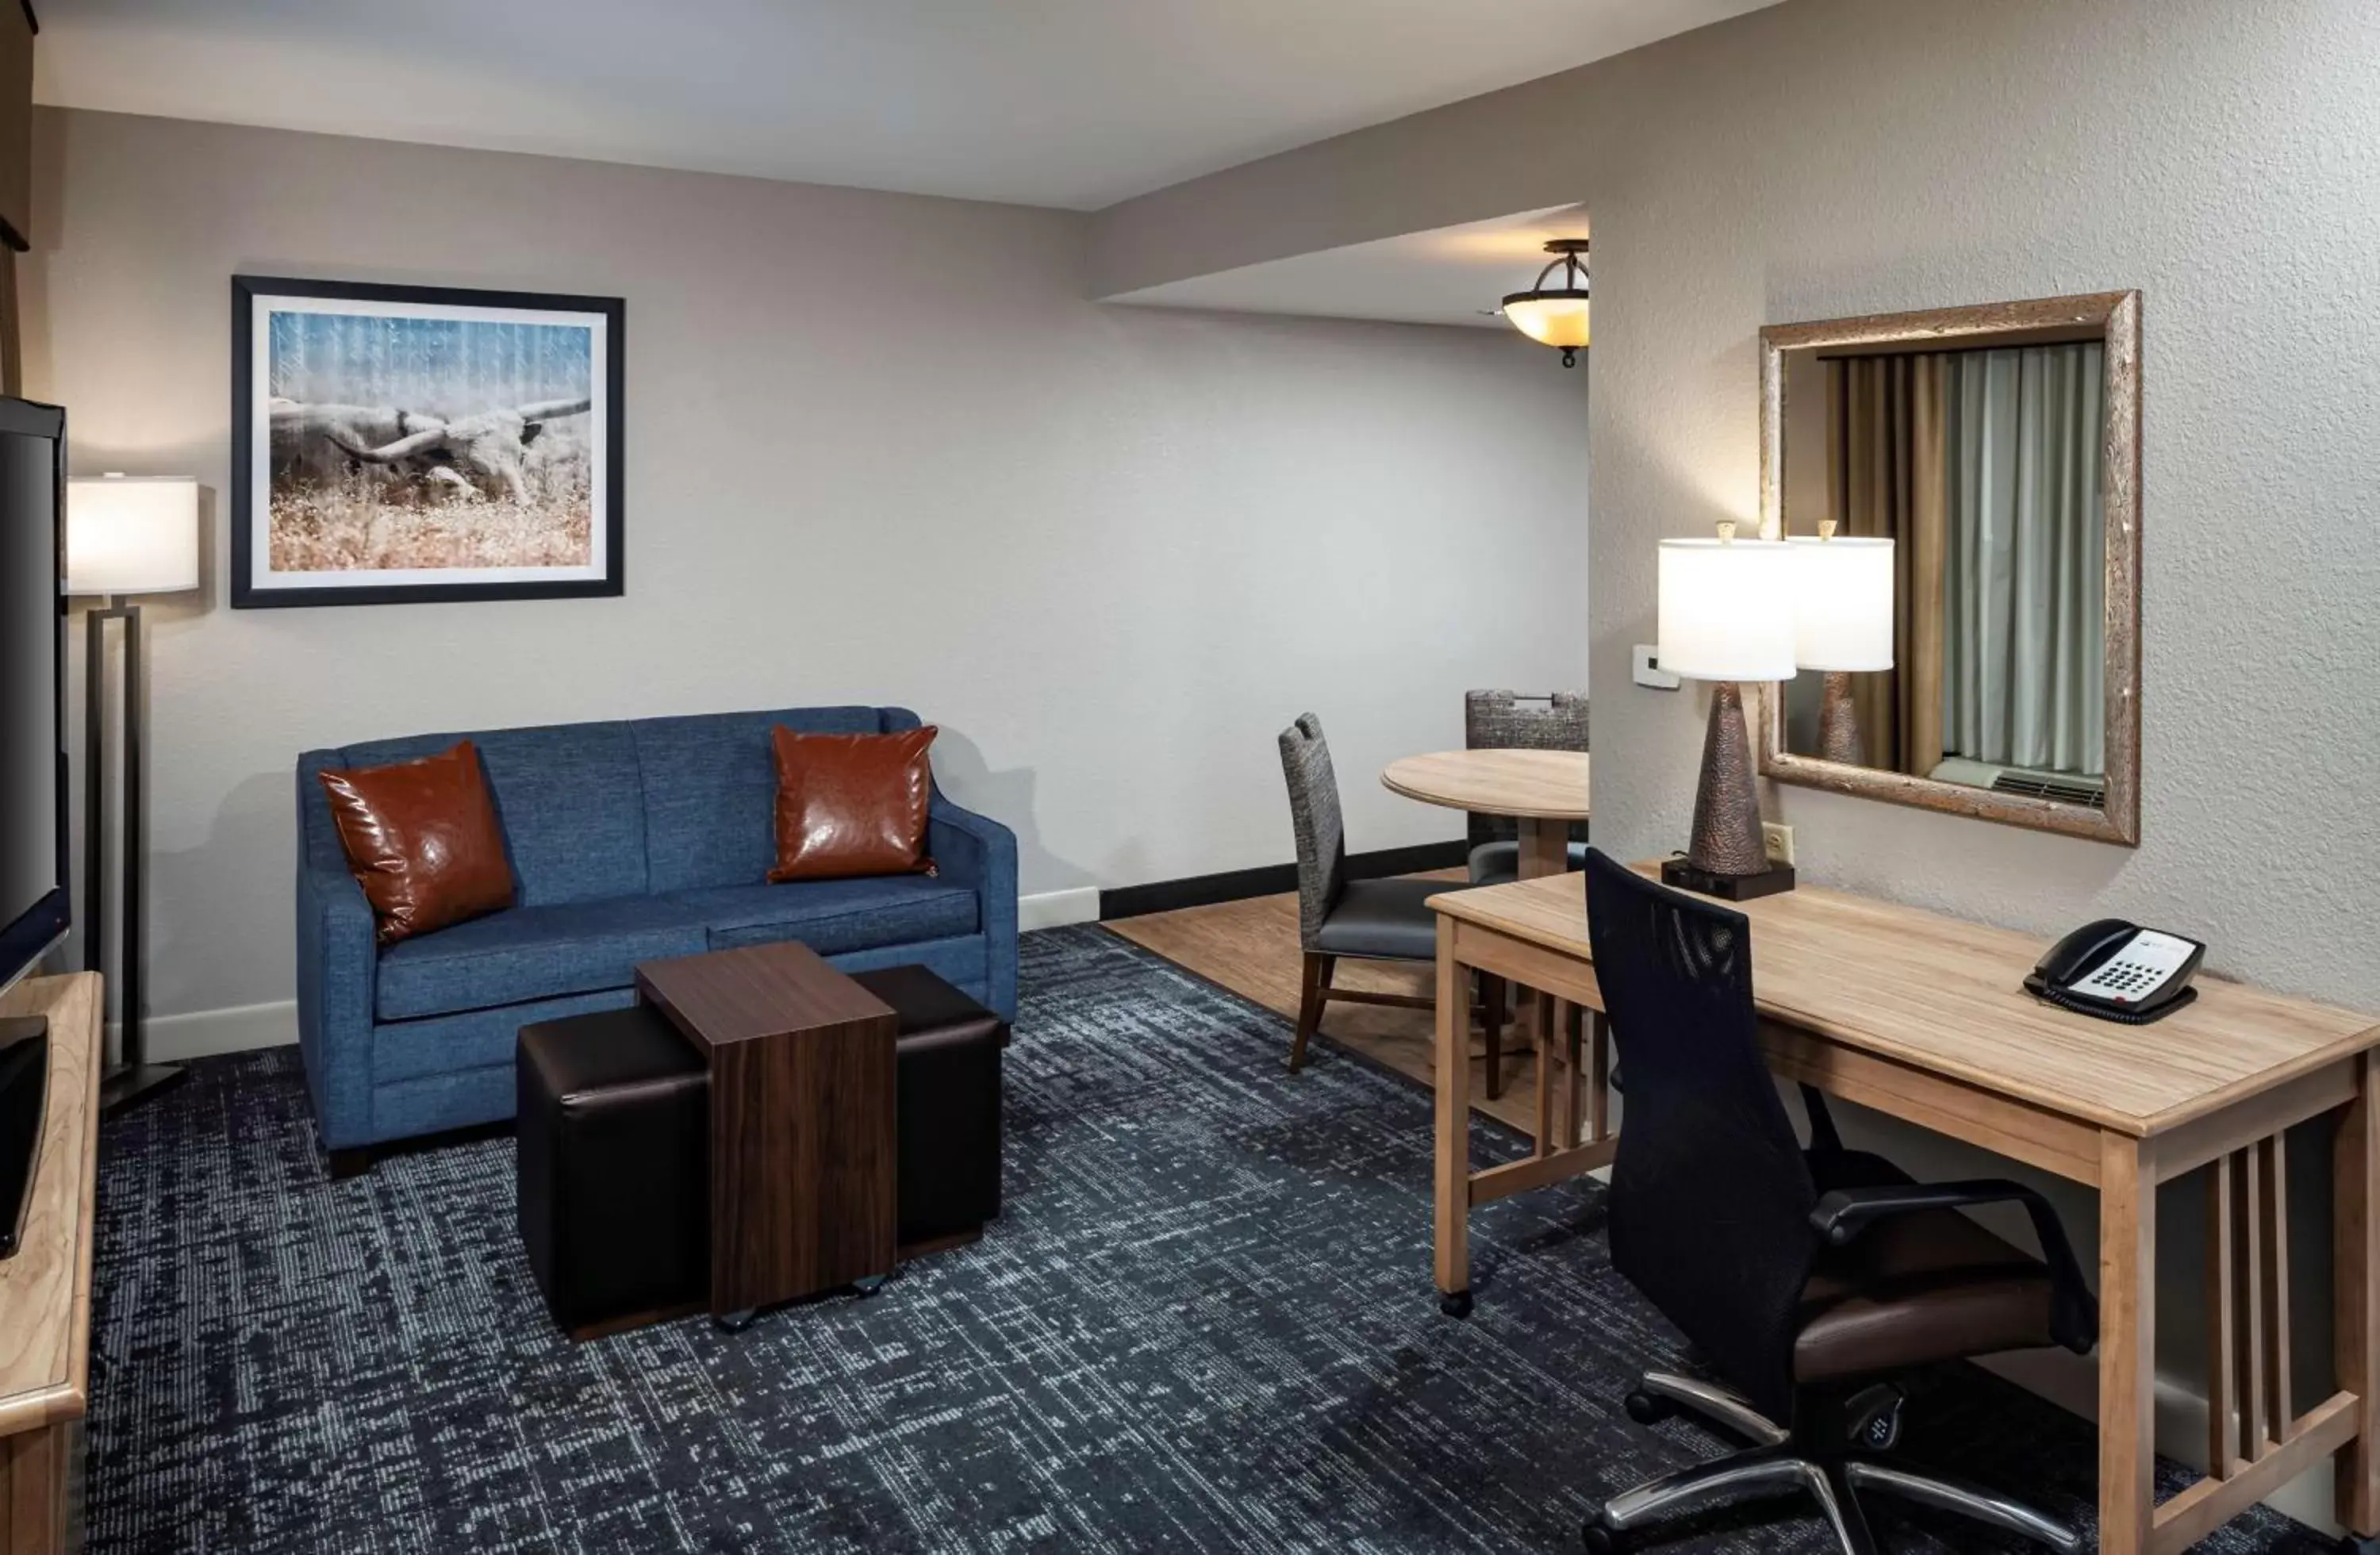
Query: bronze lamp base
[[1670, 680, 1796, 900], [1817, 670, 1864, 765]]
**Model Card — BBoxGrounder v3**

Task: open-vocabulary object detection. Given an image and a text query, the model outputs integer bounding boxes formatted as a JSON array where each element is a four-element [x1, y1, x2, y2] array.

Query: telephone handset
[[2025, 920, 2205, 1024]]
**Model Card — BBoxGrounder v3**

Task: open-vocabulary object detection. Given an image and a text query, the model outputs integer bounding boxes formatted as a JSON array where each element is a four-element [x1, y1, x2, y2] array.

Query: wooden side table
[[638, 942, 899, 1325]]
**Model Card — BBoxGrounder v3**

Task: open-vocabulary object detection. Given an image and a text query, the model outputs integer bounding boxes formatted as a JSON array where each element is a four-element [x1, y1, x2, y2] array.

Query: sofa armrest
[[295, 756, 378, 1150], [929, 795, 1018, 1021]]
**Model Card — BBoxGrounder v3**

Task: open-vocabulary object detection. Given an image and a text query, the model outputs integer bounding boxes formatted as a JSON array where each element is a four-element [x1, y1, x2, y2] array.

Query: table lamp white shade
[[66, 474, 200, 597], [1656, 536, 1798, 682], [1789, 536, 1896, 671]]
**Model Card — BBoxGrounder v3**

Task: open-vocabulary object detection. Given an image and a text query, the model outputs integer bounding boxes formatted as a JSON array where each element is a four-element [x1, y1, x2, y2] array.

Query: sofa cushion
[[318, 739, 516, 945], [661, 877, 978, 956], [632, 708, 891, 894], [376, 897, 708, 1022], [342, 722, 647, 907], [768, 725, 938, 882]]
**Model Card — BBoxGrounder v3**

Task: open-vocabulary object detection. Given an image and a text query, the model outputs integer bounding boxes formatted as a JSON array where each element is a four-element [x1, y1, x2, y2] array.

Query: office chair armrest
[[1810, 1180, 2098, 1354]]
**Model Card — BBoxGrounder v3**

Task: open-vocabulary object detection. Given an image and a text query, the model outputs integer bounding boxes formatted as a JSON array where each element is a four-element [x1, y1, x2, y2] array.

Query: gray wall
[[27, 106, 1590, 1041], [1093, 0, 2380, 1519]]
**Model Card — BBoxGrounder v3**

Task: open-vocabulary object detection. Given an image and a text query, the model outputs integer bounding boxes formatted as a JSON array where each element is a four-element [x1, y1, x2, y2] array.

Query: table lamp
[[67, 474, 201, 1112], [1656, 521, 1799, 900], [1789, 521, 1896, 766]]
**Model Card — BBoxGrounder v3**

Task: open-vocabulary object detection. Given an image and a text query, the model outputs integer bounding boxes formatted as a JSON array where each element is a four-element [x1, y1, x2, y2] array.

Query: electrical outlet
[[1762, 822, 1796, 867]]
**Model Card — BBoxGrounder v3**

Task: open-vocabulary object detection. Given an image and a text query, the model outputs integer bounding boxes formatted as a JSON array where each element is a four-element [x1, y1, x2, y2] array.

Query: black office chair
[[1578, 849, 2096, 1555]]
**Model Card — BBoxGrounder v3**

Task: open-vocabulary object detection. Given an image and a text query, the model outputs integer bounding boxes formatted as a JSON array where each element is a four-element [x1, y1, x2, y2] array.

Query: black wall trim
[[1099, 839, 1469, 921]]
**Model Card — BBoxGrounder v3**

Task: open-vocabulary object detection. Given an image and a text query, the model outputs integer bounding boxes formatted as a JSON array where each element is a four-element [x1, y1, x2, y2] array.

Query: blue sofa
[[295, 705, 1017, 1164]]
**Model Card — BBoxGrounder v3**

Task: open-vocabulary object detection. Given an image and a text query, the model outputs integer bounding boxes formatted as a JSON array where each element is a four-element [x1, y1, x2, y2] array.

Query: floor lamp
[[66, 474, 199, 1113]]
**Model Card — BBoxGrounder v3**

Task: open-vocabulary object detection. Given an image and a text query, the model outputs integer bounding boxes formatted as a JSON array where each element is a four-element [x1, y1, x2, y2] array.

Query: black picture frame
[[230, 275, 625, 609]]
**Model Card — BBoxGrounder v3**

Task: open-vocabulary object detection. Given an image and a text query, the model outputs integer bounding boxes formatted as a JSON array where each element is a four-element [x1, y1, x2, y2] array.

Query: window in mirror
[[1757, 294, 2140, 845], [1781, 339, 2106, 799]]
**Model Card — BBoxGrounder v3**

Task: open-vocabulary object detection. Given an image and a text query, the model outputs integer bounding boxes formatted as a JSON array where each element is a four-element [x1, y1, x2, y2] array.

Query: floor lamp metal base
[[102, 1062, 186, 1115]]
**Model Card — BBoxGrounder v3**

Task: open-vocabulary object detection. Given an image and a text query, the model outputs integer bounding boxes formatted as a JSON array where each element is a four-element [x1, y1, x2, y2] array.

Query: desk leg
[[2337, 1053, 2380, 1534], [1434, 923, 1472, 1315], [2100, 1131, 2158, 1554]]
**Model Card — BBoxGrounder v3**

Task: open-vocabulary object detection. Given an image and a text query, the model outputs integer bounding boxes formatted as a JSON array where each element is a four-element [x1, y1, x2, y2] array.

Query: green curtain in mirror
[[1942, 343, 2106, 778], [1826, 340, 2105, 781]]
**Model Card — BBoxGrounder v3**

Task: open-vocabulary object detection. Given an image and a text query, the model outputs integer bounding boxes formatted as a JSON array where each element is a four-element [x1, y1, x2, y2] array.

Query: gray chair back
[[1464, 689, 1590, 849], [1277, 714, 1348, 950]]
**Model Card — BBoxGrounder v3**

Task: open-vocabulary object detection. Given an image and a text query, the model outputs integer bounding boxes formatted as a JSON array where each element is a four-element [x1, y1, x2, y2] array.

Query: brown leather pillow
[[770, 725, 938, 882], [317, 739, 516, 946]]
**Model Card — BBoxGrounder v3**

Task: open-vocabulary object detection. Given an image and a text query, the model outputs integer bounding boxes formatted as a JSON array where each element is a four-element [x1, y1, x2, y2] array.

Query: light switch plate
[[1762, 822, 1796, 867], [1633, 644, 1680, 690]]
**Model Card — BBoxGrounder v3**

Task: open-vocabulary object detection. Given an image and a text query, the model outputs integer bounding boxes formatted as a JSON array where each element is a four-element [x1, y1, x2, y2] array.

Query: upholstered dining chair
[[1276, 714, 1503, 1073], [1464, 689, 1590, 888]]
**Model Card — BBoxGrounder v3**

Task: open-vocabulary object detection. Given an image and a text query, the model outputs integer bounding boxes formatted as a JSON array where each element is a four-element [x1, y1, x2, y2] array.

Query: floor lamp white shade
[[1788, 536, 1896, 671], [66, 474, 201, 597]]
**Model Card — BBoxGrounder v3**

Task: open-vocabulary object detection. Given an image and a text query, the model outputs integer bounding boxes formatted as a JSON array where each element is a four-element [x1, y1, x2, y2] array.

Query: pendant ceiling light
[[1503, 238, 1591, 367]]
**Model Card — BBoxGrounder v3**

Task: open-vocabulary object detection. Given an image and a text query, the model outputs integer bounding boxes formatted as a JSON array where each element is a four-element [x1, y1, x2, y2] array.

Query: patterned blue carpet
[[86, 926, 2322, 1552]]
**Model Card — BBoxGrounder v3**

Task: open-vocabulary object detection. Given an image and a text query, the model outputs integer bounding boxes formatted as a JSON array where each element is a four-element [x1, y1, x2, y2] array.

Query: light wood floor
[[1106, 871, 1549, 1137]]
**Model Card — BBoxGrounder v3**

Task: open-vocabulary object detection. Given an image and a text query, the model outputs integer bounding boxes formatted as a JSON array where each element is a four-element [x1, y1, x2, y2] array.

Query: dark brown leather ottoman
[[847, 966, 1008, 1250], [517, 1005, 709, 1338]]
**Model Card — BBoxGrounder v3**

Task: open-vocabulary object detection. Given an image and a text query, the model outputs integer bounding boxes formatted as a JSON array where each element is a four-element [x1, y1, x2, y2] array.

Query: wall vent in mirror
[[1931, 758, 2108, 810]]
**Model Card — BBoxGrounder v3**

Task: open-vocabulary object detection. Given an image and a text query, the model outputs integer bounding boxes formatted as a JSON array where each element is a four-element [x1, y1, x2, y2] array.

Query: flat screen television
[[0, 397, 66, 993], [0, 397, 65, 1258]]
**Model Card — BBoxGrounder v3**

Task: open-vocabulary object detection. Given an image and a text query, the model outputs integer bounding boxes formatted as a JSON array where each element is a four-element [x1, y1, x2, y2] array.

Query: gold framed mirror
[[1755, 291, 2141, 845]]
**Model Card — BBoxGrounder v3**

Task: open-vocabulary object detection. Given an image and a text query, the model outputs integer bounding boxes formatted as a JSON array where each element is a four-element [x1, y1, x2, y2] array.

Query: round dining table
[[1380, 748, 1591, 881]]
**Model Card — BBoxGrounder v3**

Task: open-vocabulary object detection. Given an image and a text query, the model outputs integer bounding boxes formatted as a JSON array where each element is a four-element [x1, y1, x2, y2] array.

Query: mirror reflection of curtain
[[1942, 343, 2106, 777], [1824, 355, 1948, 774]]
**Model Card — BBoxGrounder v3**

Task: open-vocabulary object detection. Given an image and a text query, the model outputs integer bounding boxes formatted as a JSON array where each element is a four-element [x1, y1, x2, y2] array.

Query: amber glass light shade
[[1501, 238, 1591, 365], [1501, 293, 1591, 350]]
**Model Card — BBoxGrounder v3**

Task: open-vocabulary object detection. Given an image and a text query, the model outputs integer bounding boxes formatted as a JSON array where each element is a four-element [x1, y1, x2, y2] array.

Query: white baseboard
[[1019, 886, 1100, 931], [120, 1000, 299, 1063]]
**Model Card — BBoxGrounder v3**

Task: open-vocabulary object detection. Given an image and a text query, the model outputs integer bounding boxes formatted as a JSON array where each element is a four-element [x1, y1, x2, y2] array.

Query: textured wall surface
[[1090, 0, 2380, 1519], [28, 107, 1590, 1027], [1096, 0, 2380, 1004]]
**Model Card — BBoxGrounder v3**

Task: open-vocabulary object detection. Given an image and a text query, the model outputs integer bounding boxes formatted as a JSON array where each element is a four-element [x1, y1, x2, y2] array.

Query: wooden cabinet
[[0, 973, 101, 1555]]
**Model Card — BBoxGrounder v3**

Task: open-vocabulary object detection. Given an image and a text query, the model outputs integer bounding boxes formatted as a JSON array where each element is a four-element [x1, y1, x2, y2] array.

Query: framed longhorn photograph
[[231, 276, 624, 608]]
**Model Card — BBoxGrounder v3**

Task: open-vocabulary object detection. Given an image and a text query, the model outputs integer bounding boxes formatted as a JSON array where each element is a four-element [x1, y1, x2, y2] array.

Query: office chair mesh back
[[1583, 849, 1819, 1423], [1277, 714, 1349, 949]]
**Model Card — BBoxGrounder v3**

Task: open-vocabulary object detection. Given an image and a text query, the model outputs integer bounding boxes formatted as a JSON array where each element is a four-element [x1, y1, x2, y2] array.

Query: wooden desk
[[1381, 749, 1589, 880], [0, 973, 101, 1555], [1429, 868, 2380, 1555]]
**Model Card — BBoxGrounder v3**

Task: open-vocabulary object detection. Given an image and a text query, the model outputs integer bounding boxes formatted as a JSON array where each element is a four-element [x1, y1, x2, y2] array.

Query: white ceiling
[[1111, 206, 1592, 330], [33, 0, 1780, 211]]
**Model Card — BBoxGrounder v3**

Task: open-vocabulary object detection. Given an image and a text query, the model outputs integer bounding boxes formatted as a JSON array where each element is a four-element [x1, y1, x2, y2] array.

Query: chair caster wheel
[[713, 1308, 757, 1333], [1581, 1519, 1625, 1553], [1439, 1290, 1473, 1319], [853, 1274, 890, 1298], [1623, 1389, 1676, 1426]]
